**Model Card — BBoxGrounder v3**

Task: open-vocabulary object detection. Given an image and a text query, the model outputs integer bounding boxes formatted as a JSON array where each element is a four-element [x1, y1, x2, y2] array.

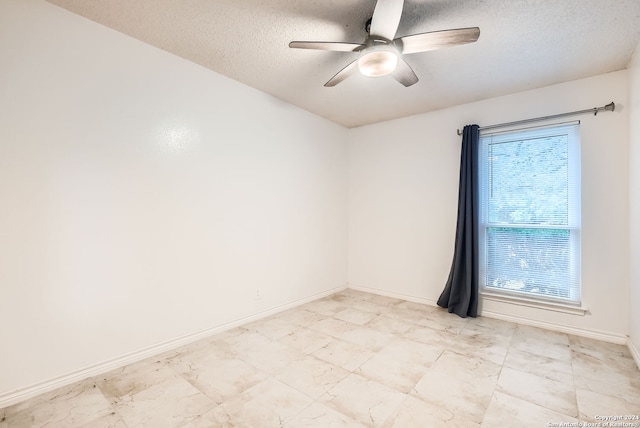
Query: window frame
[[477, 122, 582, 306]]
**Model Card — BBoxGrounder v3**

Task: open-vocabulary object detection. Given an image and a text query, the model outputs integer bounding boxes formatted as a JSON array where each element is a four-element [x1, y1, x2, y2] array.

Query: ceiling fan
[[289, 0, 480, 87]]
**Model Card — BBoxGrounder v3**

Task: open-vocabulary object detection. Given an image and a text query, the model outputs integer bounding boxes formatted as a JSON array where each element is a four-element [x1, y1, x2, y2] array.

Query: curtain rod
[[456, 102, 615, 136]]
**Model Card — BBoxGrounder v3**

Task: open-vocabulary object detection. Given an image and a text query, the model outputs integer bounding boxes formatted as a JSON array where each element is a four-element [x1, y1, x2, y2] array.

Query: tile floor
[[2, 289, 639, 427]]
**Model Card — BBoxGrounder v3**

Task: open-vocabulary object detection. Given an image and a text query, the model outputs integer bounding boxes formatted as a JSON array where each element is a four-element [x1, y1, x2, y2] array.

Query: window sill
[[481, 292, 588, 316]]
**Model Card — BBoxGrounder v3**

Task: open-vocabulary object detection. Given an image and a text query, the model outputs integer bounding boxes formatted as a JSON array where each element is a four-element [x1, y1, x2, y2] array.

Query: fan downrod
[[365, 17, 372, 34]]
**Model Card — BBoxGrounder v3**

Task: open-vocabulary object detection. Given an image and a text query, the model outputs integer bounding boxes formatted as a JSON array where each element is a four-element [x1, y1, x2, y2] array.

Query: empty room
[[1, 0, 640, 426]]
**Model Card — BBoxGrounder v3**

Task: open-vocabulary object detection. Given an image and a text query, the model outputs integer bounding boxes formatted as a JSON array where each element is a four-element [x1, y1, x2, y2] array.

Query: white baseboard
[[480, 310, 628, 344], [628, 337, 640, 370], [347, 283, 628, 345], [0, 284, 347, 409]]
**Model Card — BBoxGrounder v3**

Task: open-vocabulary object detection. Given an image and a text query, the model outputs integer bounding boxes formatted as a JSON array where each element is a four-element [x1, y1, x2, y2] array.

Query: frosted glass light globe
[[358, 45, 399, 77]]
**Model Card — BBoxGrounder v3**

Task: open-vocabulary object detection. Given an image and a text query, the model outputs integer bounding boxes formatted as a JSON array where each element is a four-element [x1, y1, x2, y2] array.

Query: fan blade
[[324, 59, 359, 87], [394, 27, 480, 54], [289, 41, 364, 52], [391, 57, 418, 87], [370, 0, 404, 40]]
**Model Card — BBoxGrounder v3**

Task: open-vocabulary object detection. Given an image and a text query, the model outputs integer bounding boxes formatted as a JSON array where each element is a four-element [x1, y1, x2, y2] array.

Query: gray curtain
[[437, 124, 480, 318]]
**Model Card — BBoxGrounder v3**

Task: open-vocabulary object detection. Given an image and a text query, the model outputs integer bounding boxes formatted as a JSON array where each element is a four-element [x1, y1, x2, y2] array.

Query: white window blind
[[478, 123, 581, 305]]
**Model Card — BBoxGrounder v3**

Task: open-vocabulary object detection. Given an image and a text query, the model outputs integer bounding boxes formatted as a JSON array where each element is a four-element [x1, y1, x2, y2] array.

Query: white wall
[[0, 0, 348, 400], [629, 41, 640, 361], [349, 71, 630, 340]]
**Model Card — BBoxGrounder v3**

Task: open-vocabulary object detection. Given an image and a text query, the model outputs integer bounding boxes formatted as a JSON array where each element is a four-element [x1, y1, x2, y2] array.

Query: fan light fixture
[[289, 0, 480, 87], [358, 45, 398, 77]]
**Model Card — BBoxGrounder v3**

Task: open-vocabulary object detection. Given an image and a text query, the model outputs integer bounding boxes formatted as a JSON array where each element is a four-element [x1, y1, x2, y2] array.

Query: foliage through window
[[478, 123, 581, 304]]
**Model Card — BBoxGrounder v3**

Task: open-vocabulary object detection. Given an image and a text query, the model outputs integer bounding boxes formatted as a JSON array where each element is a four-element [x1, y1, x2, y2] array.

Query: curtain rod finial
[[594, 102, 616, 116], [457, 129, 462, 136]]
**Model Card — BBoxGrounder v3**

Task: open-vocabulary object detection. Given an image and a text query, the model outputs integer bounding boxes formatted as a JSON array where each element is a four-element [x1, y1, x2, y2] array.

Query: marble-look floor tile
[[96, 358, 177, 402], [570, 340, 640, 396], [159, 331, 238, 363], [165, 340, 237, 376], [393, 300, 437, 314], [327, 291, 364, 305], [412, 350, 501, 423], [217, 329, 272, 356], [351, 299, 388, 315], [337, 326, 396, 352], [330, 289, 370, 301], [496, 366, 577, 417], [275, 308, 328, 328], [379, 306, 430, 325], [206, 378, 313, 427], [277, 328, 335, 354], [576, 388, 640, 421], [321, 373, 406, 427], [310, 318, 395, 351], [236, 340, 306, 376], [360, 293, 404, 307], [416, 310, 469, 334], [403, 325, 457, 349], [5, 379, 114, 428], [304, 298, 351, 316], [207, 326, 249, 342], [461, 316, 516, 342], [365, 314, 414, 334], [243, 316, 303, 340], [175, 408, 227, 428], [503, 347, 574, 386], [308, 317, 359, 338], [511, 325, 571, 361], [383, 337, 445, 365], [77, 412, 128, 428], [450, 329, 511, 366], [481, 391, 578, 427], [276, 355, 350, 399], [572, 345, 640, 380], [311, 339, 376, 371], [113, 376, 215, 428], [334, 308, 379, 325], [283, 402, 366, 427], [515, 324, 571, 344], [569, 334, 633, 359], [383, 394, 480, 428], [573, 368, 640, 405], [356, 338, 443, 393], [180, 357, 267, 404]]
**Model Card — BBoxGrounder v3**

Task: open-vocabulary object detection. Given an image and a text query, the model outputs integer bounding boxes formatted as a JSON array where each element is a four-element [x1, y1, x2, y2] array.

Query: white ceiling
[[45, 0, 640, 128]]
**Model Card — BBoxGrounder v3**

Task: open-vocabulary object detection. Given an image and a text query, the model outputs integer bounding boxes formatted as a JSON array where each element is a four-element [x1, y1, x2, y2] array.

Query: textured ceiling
[[45, 0, 640, 128]]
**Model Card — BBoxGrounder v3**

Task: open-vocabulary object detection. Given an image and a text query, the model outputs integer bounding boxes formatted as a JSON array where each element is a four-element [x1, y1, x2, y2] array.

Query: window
[[478, 123, 581, 305]]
